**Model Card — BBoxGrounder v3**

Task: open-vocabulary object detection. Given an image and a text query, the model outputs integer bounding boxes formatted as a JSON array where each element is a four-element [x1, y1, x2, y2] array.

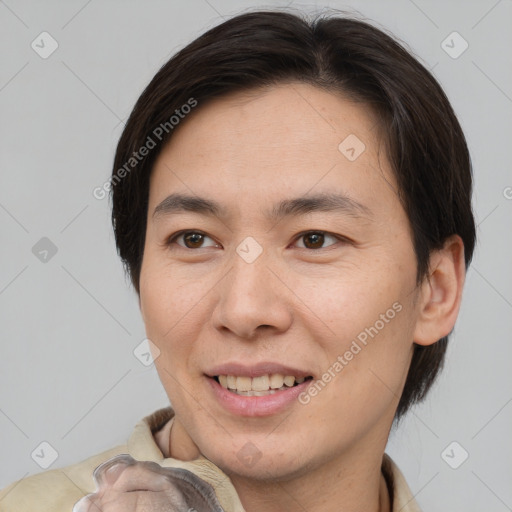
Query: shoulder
[[0, 407, 175, 512], [383, 453, 423, 512], [0, 444, 127, 512]]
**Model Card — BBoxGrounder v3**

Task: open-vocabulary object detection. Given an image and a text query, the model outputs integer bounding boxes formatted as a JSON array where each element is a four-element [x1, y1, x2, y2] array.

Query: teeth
[[283, 376, 295, 387], [269, 374, 284, 389], [252, 375, 270, 391], [216, 374, 309, 393], [239, 390, 274, 396], [236, 376, 252, 392]]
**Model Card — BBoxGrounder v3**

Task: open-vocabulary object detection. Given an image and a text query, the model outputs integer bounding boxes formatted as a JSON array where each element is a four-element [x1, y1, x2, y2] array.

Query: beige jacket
[[0, 406, 421, 511]]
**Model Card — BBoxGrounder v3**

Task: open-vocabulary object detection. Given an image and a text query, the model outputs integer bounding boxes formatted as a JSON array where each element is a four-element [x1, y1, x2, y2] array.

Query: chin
[[202, 439, 314, 483]]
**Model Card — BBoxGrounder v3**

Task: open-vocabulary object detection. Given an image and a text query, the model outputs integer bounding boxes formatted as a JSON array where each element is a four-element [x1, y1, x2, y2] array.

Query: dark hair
[[110, 9, 476, 421]]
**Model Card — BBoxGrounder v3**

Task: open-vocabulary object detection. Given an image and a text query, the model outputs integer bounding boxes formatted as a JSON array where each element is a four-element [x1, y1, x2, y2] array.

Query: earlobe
[[413, 235, 466, 346]]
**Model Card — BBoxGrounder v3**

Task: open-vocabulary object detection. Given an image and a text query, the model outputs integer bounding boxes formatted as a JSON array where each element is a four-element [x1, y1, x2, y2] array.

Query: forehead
[[149, 83, 398, 218]]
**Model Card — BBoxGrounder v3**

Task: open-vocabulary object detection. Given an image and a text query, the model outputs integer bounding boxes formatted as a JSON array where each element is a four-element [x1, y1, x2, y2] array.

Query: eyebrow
[[152, 192, 372, 222]]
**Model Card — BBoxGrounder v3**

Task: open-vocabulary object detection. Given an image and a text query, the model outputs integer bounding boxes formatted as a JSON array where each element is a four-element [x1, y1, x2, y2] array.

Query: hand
[[72, 454, 225, 512]]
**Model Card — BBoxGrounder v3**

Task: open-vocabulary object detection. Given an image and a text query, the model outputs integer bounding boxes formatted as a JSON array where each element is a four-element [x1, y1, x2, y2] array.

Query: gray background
[[1, 0, 511, 510]]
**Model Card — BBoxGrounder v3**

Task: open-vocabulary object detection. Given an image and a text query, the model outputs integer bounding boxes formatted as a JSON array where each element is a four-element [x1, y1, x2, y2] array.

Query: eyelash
[[165, 230, 349, 251]]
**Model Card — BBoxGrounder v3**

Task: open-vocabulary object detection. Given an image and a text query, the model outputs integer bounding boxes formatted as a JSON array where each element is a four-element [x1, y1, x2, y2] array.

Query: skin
[[126, 82, 464, 512], [72, 454, 225, 511]]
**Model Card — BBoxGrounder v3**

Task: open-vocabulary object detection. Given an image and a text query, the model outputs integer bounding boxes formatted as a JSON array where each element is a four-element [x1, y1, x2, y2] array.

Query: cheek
[[139, 255, 218, 388], [293, 263, 416, 425], [140, 254, 207, 336], [289, 256, 411, 341], [139, 273, 184, 383]]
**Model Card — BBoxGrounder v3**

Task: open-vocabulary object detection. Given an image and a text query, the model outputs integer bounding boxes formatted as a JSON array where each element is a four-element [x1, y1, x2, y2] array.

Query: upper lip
[[205, 361, 312, 379]]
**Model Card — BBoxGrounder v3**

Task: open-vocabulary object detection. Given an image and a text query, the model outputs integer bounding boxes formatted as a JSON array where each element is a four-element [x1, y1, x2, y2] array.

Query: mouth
[[210, 374, 314, 396], [204, 362, 315, 416]]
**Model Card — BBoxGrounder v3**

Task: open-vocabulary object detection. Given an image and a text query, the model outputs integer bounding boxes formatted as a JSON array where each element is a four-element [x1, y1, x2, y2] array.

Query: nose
[[211, 248, 293, 339]]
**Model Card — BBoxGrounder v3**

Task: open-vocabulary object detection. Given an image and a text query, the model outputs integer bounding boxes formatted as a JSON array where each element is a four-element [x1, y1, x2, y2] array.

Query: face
[[139, 83, 422, 481]]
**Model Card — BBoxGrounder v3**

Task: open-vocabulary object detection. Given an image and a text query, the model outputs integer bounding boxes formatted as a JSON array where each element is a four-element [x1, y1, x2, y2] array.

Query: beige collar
[[128, 406, 421, 512]]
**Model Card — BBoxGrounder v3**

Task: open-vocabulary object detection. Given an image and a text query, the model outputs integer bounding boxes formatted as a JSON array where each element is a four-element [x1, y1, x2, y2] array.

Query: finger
[[110, 464, 172, 492], [79, 492, 141, 512], [72, 493, 103, 512], [93, 454, 138, 488], [79, 489, 187, 512], [110, 465, 225, 511]]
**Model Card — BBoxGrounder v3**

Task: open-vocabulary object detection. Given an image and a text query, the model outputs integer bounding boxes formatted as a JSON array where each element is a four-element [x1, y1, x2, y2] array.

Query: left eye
[[294, 231, 339, 250]]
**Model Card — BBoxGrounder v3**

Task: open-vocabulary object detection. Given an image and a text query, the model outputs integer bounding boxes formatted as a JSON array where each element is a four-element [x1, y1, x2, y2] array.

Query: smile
[[214, 374, 313, 396], [206, 374, 314, 417]]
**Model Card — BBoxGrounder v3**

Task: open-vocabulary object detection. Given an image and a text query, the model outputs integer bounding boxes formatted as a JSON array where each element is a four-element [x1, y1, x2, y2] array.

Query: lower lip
[[206, 376, 312, 417]]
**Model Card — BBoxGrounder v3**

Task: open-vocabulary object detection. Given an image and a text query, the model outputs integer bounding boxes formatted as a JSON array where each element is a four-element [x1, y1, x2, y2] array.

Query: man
[[0, 9, 475, 512]]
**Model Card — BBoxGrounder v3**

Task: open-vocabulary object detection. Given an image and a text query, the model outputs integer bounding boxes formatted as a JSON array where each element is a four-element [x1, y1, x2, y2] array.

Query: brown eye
[[167, 231, 218, 249], [182, 232, 205, 248], [302, 232, 324, 249], [296, 231, 338, 250]]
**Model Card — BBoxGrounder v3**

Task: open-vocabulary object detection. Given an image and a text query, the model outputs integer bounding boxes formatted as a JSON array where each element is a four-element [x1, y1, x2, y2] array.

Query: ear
[[413, 235, 466, 346]]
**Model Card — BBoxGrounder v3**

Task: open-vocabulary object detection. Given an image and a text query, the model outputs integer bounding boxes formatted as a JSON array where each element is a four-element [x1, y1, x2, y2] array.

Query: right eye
[[165, 230, 220, 250]]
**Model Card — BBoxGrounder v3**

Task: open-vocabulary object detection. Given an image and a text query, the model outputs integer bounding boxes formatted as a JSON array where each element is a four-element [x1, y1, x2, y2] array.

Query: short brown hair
[[111, 10, 476, 421]]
